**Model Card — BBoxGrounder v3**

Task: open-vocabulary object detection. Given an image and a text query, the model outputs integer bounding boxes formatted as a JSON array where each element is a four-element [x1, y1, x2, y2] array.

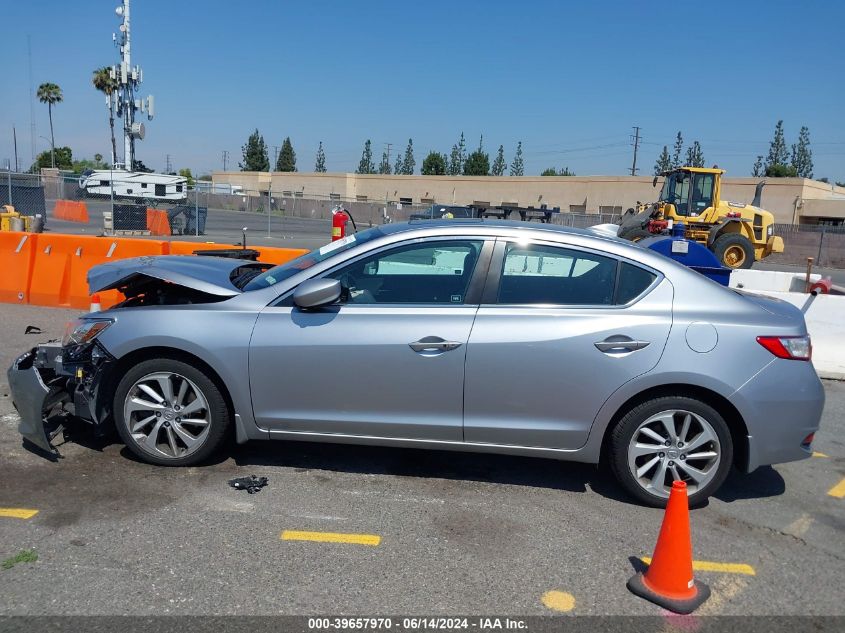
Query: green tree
[[836, 181, 845, 188], [540, 167, 575, 176], [654, 145, 671, 175], [684, 141, 704, 168], [314, 141, 326, 172], [178, 168, 194, 186], [240, 129, 269, 171], [394, 153, 403, 175], [400, 138, 416, 175], [421, 151, 447, 175], [33, 146, 72, 171], [491, 145, 506, 176], [378, 150, 391, 174], [765, 120, 790, 172], [790, 126, 813, 178], [752, 155, 764, 177], [356, 139, 376, 174], [509, 141, 524, 176], [671, 131, 684, 168], [91, 67, 119, 165], [463, 136, 489, 176], [37, 82, 63, 168], [276, 136, 296, 172], [765, 163, 798, 177], [447, 132, 466, 175]]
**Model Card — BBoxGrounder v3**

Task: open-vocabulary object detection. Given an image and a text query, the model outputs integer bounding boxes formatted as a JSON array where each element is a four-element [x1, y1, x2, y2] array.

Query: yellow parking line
[[641, 556, 755, 576], [281, 530, 381, 546], [0, 508, 39, 520], [828, 478, 845, 499], [812, 452, 829, 458]]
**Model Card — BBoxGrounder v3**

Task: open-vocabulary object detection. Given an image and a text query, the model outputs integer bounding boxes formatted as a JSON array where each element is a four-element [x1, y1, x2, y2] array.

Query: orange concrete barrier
[[53, 200, 89, 223], [0, 232, 38, 304], [253, 246, 308, 265], [146, 209, 171, 236], [28, 234, 168, 309], [0, 232, 307, 311]]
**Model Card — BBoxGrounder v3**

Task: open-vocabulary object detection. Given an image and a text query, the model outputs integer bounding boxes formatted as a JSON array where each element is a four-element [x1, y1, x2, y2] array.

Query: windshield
[[243, 226, 385, 291], [658, 171, 691, 216]]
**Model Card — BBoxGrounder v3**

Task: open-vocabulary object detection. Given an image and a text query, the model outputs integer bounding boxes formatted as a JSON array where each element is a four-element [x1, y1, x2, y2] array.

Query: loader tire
[[713, 234, 754, 269]]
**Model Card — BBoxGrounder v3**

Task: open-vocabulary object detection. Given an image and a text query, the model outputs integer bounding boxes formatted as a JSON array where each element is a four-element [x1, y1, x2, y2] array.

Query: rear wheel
[[713, 233, 754, 269], [609, 396, 733, 507], [114, 358, 231, 466]]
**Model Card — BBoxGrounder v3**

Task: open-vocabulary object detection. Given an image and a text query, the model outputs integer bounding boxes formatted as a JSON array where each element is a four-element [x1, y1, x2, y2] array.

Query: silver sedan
[[8, 220, 824, 506]]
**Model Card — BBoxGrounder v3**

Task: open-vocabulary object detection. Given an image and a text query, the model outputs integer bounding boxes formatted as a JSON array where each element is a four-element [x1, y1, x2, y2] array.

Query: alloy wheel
[[123, 371, 211, 460], [626, 409, 721, 499]]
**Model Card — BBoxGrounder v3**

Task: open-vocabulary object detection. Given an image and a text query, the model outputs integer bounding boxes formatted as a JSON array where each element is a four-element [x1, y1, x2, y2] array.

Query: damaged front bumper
[[7, 341, 114, 456]]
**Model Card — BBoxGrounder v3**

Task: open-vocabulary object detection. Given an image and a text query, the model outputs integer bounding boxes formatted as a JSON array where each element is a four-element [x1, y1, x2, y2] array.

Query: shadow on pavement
[[230, 439, 598, 494], [714, 465, 785, 502]]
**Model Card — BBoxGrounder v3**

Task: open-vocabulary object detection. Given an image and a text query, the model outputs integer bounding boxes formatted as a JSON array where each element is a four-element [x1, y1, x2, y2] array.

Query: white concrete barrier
[[740, 289, 845, 380], [730, 269, 821, 292]]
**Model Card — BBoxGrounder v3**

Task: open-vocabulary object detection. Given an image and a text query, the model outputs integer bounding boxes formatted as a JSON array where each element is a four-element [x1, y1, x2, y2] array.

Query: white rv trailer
[[78, 169, 188, 203]]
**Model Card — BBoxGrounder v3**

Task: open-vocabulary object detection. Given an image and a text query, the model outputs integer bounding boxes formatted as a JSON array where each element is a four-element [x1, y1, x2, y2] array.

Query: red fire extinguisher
[[331, 208, 349, 241]]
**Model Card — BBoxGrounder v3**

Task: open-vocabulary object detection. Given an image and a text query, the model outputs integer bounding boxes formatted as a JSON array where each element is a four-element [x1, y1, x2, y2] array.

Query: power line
[[630, 126, 641, 176]]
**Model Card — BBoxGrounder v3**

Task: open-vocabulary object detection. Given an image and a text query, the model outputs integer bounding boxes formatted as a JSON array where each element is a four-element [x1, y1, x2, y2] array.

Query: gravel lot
[[0, 303, 843, 617]]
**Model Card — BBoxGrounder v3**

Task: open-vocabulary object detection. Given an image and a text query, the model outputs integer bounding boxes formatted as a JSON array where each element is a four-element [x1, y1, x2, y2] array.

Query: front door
[[249, 238, 489, 441], [463, 239, 672, 449]]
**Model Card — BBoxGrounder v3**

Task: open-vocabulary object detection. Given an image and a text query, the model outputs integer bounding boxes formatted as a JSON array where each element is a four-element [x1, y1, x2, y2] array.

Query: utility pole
[[630, 126, 641, 176], [384, 142, 392, 172], [222, 150, 229, 171], [165, 154, 172, 173], [28, 36, 36, 169], [13, 126, 19, 172]]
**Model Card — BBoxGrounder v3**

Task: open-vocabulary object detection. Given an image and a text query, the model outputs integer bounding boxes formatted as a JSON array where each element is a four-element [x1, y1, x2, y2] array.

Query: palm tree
[[36, 82, 63, 168], [92, 67, 119, 165]]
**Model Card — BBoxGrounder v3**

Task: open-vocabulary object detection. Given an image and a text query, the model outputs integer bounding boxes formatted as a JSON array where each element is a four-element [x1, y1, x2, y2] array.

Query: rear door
[[463, 238, 673, 449]]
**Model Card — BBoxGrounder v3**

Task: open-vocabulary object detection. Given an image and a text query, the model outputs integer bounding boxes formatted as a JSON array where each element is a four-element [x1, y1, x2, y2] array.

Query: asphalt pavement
[[0, 303, 843, 617]]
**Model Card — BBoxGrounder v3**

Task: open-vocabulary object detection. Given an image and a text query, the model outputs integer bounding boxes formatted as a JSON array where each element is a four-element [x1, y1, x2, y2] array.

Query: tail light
[[756, 335, 812, 361]]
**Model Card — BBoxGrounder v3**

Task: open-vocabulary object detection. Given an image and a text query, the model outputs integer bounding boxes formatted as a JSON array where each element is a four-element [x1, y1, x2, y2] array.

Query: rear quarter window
[[616, 261, 657, 304]]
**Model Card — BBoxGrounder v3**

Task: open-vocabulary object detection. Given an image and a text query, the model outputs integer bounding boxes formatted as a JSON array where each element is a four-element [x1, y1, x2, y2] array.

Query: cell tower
[[111, 0, 154, 169]]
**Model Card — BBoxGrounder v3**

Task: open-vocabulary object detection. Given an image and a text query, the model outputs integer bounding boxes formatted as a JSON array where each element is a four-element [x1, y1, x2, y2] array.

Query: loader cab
[[658, 168, 718, 218]]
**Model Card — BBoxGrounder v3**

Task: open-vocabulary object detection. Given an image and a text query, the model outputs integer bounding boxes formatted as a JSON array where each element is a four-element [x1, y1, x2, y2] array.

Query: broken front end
[[7, 319, 116, 455]]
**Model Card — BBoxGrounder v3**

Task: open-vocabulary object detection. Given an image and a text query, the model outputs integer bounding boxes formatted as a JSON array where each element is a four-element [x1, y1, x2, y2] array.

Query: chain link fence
[[3, 168, 845, 267]]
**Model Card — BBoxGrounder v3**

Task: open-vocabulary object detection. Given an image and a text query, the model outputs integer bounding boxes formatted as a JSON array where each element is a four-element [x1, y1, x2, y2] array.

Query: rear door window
[[497, 243, 617, 305]]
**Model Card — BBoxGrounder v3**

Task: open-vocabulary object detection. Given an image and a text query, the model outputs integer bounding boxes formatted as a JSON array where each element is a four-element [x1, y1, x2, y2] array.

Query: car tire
[[713, 233, 754, 269], [113, 358, 231, 466], [609, 396, 733, 507]]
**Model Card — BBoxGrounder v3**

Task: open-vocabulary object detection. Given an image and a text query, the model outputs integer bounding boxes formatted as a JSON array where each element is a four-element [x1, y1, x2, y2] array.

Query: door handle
[[594, 337, 650, 353], [409, 336, 463, 353]]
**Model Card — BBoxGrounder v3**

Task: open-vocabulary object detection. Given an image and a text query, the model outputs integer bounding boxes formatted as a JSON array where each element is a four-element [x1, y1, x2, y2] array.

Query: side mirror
[[652, 176, 658, 188], [293, 278, 342, 309]]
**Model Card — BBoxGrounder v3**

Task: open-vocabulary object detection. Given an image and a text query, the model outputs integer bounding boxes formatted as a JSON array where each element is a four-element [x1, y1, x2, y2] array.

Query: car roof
[[383, 218, 607, 240]]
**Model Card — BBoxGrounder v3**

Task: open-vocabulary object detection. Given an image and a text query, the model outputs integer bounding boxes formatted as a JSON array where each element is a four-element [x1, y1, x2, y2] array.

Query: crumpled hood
[[87, 255, 256, 297]]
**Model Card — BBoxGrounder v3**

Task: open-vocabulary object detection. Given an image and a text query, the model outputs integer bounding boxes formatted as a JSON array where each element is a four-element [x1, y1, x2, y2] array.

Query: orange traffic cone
[[627, 480, 710, 614], [89, 294, 102, 313]]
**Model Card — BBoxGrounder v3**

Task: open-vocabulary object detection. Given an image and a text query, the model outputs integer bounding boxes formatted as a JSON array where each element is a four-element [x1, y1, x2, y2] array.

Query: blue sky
[[1, 0, 843, 179]]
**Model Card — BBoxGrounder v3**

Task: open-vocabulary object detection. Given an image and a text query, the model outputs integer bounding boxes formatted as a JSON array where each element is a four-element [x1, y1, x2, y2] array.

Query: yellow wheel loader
[[618, 167, 784, 269]]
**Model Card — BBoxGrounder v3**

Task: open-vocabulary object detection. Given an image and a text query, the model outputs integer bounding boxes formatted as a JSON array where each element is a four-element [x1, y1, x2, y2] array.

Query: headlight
[[62, 319, 114, 347]]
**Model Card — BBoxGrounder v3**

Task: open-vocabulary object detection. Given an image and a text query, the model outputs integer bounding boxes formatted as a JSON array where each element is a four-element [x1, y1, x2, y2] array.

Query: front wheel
[[713, 233, 755, 269], [609, 396, 733, 507], [114, 358, 231, 466]]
